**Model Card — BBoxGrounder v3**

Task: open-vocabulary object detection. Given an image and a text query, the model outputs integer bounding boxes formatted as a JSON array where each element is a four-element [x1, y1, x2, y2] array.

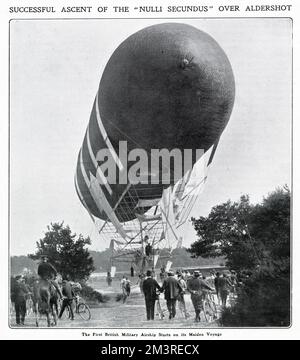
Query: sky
[[9, 18, 292, 256]]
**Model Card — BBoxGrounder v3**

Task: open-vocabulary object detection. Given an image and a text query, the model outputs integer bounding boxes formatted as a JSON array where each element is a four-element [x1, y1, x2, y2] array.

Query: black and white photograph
[[7, 16, 292, 334]]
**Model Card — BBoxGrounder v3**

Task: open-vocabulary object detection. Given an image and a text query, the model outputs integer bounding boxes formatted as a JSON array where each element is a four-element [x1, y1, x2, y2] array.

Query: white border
[[1, 0, 299, 340]]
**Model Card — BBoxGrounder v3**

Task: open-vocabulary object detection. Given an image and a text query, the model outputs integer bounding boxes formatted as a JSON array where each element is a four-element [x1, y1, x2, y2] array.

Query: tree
[[188, 195, 260, 272], [11, 256, 36, 276], [250, 186, 290, 261], [29, 222, 95, 281], [188, 188, 290, 272]]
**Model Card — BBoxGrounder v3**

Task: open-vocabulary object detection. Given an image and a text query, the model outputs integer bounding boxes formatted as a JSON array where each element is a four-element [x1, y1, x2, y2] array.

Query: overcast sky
[[10, 18, 291, 256]]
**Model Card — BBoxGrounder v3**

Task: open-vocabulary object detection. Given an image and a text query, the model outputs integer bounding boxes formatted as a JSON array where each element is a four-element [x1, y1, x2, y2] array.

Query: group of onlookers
[[10, 255, 83, 326], [12, 257, 240, 326], [140, 269, 210, 321], [11, 273, 82, 326], [140, 268, 239, 322]]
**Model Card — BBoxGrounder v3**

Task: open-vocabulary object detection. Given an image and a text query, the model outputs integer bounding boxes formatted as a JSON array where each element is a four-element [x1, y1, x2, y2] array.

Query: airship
[[75, 22, 235, 239]]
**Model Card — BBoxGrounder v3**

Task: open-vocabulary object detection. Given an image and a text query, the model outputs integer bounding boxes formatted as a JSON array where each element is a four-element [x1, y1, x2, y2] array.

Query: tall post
[[140, 221, 146, 274]]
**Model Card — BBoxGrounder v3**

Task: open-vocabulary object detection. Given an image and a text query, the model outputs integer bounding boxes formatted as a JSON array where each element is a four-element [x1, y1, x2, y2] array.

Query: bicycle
[[74, 295, 91, 320], [177, 293, 191, 319], [155, 293, 167, 319], [26, 294, 34, 316], [60, 295, 91, 321], [202, 291, 218, 323]]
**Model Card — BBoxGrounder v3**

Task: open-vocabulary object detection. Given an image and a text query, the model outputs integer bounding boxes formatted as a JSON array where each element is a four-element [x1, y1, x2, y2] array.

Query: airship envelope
[[75, 23, 235, 225]]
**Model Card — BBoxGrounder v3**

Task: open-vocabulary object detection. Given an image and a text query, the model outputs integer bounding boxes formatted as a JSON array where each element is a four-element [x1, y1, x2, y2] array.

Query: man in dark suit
[[11, 275, 31, 325], [162, 271, 183, 319], [218, 273, 233, 307], [142, 270, 161, 320]]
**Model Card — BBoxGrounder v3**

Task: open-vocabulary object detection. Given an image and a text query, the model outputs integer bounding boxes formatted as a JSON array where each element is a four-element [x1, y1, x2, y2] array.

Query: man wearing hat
[[162, 271, 183, 319], [142, 270, 162, 320], [11, 275, 31, 325], [37, 255, 57, 279], [218, 273, 233, 307], [37, 255, 62, 297], [187, 271, 214, 322]]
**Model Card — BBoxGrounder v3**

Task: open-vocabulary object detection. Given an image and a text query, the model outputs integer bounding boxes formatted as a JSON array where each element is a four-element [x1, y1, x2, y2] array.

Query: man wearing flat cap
[[162, 271, 183, 319], [142, 270, 162, 320]]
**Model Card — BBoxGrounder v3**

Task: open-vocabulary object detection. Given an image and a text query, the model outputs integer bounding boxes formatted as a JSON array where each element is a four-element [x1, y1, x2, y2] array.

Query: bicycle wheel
[[156, 300, 165, 319], [203, 299, 217, 322], [65, 305, 71, 319], [208, 294, 217, 315], [60, 303, 72, 319], [77, 303, 91, 320], [26, 299, 33, 316]]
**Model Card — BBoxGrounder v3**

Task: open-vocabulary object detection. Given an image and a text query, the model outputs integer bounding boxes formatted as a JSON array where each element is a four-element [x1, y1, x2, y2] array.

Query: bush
[[219, 263, 290, 327], [79, 282, 109, 303], [115, 293, 123, 302]]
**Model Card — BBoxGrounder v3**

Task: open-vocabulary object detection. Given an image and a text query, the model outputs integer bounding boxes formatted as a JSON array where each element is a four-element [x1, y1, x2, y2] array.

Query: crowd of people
[[10, 255, 82, 326], [138, 267, 238, 322], [11, 254, 239, 326]]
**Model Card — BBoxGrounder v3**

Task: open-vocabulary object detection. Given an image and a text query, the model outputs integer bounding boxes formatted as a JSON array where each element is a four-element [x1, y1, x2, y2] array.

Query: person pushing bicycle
[[58, 279, 75, 320], [187, 271, 214, 322]]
